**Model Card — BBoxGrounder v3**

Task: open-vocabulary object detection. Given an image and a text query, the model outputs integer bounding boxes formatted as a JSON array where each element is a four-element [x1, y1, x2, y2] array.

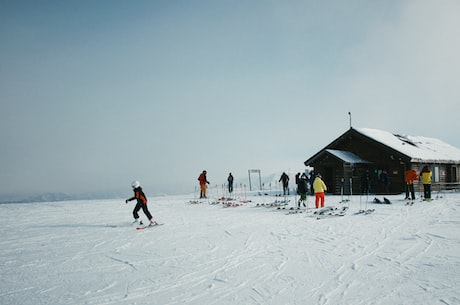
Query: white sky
[[1, 0, 459, 197]]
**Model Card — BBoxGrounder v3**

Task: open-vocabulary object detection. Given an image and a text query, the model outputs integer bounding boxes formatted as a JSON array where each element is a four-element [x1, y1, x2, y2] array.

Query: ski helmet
[[131, 181, 140, 188]]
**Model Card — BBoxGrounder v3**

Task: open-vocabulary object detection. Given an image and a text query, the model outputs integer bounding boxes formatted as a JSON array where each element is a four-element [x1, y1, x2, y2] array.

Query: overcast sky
[[1, 0, 459, 198]]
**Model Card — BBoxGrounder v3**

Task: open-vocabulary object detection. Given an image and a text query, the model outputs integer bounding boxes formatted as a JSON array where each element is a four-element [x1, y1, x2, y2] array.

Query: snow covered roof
[[356, 128, 460, 164], [326, 149, 371, 164]]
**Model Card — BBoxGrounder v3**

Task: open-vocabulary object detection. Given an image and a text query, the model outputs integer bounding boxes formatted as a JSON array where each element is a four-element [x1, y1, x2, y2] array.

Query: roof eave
[[410, 158, 460, 164]]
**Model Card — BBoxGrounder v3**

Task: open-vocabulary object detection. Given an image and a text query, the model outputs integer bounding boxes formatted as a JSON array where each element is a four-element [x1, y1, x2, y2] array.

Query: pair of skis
[[136, 223, 164, 230], [357, 192, 375, 215], [405, 200, 416, 206], [314, 206, 348, 219], [354, 208, 375, 215], [286, 207, 308, 215]]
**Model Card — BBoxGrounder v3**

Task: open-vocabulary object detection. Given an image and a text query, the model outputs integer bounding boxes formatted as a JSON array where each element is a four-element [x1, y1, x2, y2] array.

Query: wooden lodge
[[304, 128, 460, 195]]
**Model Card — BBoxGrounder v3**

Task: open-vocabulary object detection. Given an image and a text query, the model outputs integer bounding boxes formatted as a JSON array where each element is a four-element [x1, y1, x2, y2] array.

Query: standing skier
[[313, 173, 327, 209], [405, 169, 419, 200], [361, 170, 370, 195], [297, 174, 308, 208], [380, 170, 390, 194], [198, 170, 210, 198], [279, 172, 290, 195], [309, 171, 315, 196], [126, 181, 156, 226], [420, 165, 432, 201], [227, 173, 234, 194], [295, 172, 301, 194]]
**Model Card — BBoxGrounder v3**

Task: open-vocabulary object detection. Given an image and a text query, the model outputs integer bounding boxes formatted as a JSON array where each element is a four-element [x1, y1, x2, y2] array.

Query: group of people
[[124, 165, 434, 225], [405, 165, 432, 201], [197, 170, 234, 199], [123, 170, 217, 226], [198, 170, 328, 209], [361, 170, 390, 195], [292, 172, 328, 209], [362, 166, 433, 201]]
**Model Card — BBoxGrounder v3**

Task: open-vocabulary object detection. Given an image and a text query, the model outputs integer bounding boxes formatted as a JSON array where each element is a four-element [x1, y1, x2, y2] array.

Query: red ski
[[135, 223, 164, 230]]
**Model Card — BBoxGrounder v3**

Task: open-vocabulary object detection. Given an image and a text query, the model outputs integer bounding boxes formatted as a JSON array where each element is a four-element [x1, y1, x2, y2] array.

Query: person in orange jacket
[[405, 169, 419, 200], [313, 173, 327, 209], [126, 181, 156, 226], [198, 170, 210, 198]]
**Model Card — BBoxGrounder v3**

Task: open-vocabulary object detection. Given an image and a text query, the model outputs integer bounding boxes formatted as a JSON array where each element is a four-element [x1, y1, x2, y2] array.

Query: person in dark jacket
[[227, 173, 234, 194], [309, 171, 315, 196], [380, 171, 390, 194], [361, 170, 370, 195], [295, 172, 301, 194], [126, 181, 156, 226], [279, 172, 290, 195], [297, 174, 308, 208]]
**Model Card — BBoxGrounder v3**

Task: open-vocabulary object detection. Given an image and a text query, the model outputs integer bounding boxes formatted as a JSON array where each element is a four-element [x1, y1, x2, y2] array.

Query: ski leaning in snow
[[136, 222, 164, 230]]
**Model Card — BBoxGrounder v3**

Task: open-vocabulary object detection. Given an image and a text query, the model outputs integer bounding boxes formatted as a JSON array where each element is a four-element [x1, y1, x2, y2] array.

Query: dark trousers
[[283, 184, 289, 195], [406, 184, 415, 200], [423, 184, 431, 200], [133, 202, 153, 220]]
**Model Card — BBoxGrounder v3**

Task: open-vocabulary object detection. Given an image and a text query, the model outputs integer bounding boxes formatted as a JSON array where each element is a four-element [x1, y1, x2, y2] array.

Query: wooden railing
[[431, 182, 460, 192]]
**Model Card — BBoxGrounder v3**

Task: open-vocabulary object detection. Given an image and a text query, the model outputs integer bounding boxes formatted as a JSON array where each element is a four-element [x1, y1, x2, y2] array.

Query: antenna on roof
[[348, 112, 352, 129]]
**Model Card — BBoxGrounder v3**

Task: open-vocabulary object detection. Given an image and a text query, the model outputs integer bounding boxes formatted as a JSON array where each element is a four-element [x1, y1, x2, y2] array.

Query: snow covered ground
[[1, 191, 459, 305]]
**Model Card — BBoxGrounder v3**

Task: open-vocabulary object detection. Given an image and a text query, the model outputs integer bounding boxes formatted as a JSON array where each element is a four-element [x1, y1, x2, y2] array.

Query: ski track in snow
[[0, 194, 459, 305]]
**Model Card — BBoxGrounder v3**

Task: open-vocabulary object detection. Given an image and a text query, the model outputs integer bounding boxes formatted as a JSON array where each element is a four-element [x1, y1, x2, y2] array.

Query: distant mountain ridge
[[0, 192, 124, 204]]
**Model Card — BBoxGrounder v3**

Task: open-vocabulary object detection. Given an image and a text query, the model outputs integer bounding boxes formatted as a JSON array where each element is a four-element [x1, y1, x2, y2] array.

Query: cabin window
[[434, 166, 440, 182]]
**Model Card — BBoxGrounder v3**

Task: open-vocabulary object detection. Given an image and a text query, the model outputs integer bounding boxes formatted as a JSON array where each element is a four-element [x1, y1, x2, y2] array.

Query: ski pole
[[365, 190, 369, 211], [349, 177, 353, 207], [306, 193, 308, 214], [340, 178, 344, 203]]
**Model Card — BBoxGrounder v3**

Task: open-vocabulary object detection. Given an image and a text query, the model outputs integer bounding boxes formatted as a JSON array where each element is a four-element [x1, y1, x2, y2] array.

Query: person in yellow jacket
[[420, 165, 432, 201], [313, 173, 327, 209]]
